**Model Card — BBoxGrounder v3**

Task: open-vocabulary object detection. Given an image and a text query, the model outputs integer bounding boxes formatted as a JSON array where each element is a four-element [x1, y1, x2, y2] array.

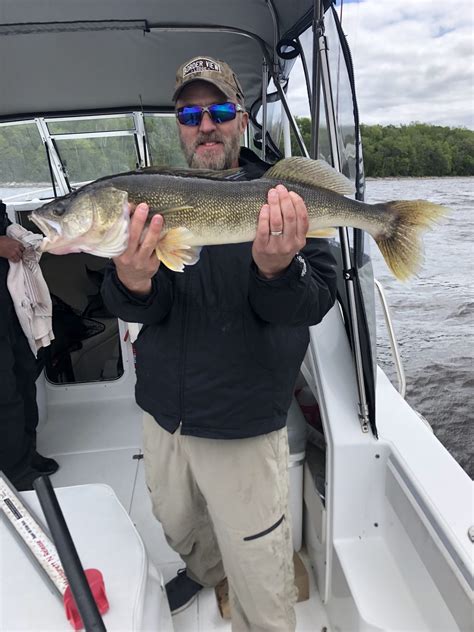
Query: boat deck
[[37, 398, 331, 631]]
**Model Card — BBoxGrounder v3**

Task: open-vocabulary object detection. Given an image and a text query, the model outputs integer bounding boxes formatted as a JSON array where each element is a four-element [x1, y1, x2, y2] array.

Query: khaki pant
[[143, 413, 297, 631]]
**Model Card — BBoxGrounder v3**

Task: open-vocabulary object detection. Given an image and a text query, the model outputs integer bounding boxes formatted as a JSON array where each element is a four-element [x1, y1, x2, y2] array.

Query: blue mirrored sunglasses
[[176, 102, 245, 126]]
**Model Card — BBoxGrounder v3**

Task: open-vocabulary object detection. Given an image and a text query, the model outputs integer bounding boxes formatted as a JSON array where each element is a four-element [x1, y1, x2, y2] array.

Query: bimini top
[[0, 0, 333, 121]]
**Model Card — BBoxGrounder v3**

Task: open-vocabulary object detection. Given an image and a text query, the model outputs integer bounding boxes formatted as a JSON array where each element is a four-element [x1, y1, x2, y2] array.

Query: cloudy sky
[[288, 0, 473, 128]]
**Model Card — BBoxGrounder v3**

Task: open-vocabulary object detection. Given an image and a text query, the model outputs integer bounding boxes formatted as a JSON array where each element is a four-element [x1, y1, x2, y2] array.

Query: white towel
[[6, 224, 54, 357]]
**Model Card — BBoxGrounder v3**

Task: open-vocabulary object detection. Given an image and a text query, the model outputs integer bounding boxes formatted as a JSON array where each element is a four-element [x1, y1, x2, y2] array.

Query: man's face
[[176, 81, 248, 170]]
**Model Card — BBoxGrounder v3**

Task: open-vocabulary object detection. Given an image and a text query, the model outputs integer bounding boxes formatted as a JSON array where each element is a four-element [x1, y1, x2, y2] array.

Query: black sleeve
[[248, 238, 338, 326], [101, 263, 174, 325]]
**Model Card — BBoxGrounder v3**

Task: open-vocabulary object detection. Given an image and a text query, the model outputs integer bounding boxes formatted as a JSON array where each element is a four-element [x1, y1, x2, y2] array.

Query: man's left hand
[[252, 185, 308, 279]]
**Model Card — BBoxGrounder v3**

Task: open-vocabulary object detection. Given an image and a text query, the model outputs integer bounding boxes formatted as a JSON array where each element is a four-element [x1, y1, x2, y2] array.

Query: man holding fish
[[101, 56, 338, 631]]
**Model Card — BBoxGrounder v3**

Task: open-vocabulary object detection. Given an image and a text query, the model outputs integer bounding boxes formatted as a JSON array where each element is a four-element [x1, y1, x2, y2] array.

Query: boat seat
[[0, 483, 173, 631]]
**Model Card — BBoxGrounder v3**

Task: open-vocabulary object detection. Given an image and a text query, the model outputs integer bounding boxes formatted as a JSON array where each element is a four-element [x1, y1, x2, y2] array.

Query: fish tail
[[374, 200, 448, 280]]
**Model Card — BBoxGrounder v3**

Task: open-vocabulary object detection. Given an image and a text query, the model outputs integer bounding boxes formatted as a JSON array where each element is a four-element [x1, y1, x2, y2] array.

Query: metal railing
[[374, 278, 406, 398]]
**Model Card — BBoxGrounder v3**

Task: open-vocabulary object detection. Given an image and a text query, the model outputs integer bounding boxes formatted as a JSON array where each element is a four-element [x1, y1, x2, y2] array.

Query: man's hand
[[252, 185, 309, 279], [0, 236, 25, 263], [113, 203, 164, 295]]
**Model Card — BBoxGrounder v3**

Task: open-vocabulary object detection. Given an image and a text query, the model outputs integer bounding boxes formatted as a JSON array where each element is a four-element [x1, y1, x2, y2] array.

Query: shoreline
[[365, 175, 473, 181], [1, 175, 473, 188]]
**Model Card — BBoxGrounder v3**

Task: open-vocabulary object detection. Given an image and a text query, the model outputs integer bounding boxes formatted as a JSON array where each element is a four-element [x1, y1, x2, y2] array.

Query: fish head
[[31, 186, 130, 257]]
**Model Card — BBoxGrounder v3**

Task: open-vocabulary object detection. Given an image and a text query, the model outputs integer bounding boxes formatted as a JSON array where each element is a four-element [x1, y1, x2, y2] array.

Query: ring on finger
[[270, 230, 284, 236]]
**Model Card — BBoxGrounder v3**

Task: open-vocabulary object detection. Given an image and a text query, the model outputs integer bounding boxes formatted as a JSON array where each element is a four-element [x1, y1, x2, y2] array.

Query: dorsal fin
[[265, 157, 355, 195], [136, 165, 245, 181]]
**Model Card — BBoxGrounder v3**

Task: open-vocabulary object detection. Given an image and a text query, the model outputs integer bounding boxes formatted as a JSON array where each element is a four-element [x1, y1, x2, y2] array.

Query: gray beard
[[180, 132, 241, 170]]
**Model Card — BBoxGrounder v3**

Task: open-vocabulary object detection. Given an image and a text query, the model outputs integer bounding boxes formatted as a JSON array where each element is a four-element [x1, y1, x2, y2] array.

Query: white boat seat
[[0, 483, 172, 631]]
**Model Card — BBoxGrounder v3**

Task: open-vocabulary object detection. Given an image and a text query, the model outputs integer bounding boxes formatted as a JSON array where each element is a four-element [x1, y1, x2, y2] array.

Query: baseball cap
[[173, 56, 245, 105]]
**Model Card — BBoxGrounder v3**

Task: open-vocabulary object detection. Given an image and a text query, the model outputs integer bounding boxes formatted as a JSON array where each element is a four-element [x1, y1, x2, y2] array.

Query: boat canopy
[[0, 0, 333, 121]]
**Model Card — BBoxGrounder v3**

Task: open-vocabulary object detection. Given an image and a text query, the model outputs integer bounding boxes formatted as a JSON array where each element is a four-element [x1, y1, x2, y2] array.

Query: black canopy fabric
[[0, 0, 332, 121]]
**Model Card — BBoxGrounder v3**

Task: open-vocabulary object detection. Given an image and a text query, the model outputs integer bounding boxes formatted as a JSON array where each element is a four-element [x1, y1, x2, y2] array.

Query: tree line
[[0, 118, 472, 185], [294, 119, 473, 177]]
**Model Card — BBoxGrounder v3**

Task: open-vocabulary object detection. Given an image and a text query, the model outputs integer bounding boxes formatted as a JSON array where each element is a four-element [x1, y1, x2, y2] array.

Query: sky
[[287, 0, 474, 128]]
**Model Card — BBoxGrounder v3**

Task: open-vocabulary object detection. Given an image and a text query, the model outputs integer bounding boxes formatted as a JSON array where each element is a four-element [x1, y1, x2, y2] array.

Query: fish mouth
[[30, 212, 61, 239], [29, 212, 70, 253]]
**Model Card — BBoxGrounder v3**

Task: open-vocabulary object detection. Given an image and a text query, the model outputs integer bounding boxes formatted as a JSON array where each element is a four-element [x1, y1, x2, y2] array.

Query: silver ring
[[270, 230, 283, 236]]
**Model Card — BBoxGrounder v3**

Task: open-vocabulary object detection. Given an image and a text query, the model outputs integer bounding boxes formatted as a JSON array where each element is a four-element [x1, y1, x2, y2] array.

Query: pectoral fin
[[155, 227, 202, 272]]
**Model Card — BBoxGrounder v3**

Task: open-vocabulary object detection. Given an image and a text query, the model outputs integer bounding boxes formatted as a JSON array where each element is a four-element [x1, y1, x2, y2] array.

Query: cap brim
[[173, 77, 238, 103]]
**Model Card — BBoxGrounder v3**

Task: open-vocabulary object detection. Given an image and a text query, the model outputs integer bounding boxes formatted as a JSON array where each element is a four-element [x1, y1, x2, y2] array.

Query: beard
[[179, 131, 241, 170]]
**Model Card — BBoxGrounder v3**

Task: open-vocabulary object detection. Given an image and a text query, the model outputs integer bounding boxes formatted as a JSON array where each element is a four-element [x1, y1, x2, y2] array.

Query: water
[[1, 179, 472, 477], [0, 185, 54, 203], [365, 177, 473, 478]]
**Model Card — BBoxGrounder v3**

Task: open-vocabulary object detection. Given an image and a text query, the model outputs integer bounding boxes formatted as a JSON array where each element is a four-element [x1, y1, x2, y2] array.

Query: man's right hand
[[0, 236, 25, 263], [113, 203, 164, 295]]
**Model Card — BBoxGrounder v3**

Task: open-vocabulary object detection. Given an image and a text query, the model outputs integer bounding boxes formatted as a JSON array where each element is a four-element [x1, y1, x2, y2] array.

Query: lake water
[[1, 177, 472, 477], [365, 176, 473, 478]]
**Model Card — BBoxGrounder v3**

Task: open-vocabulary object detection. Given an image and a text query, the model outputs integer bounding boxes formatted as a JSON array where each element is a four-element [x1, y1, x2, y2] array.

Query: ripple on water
[[367, 177, 473, 479]]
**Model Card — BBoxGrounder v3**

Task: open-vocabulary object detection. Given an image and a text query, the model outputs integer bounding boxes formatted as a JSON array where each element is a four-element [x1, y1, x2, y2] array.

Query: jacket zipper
[[178, 271, 191, 425]]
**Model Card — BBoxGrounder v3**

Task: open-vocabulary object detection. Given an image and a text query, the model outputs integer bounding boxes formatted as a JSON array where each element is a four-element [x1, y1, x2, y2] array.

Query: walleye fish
[[30, 157, 447, 280]]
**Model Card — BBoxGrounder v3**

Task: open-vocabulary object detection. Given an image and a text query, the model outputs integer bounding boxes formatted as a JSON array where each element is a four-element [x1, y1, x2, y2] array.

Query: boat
[[0, 1, 472, 630]]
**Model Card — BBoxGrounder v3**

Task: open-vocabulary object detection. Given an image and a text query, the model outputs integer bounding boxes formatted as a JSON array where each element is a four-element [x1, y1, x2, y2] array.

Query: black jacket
[[101, 149, 338, 439]]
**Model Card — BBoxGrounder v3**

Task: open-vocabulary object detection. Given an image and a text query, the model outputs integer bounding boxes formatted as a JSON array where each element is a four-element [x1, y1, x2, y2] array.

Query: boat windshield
[[0, 122, 57, 202], [0, 113, 190, 202]]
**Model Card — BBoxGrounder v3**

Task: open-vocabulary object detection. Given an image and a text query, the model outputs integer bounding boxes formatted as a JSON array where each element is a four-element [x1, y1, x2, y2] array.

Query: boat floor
[[37, 398, 331, 631]]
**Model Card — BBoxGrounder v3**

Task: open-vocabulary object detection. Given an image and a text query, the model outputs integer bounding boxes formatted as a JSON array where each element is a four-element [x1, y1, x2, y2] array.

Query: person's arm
[[248, 239, 337, 325], [101, 203, 174, 324], [101, 264, 174, 325], [249, 185, 337, 325]]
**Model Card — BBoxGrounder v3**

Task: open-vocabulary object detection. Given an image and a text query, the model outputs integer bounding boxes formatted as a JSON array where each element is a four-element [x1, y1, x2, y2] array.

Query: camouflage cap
[[173, 56, 245, 105]]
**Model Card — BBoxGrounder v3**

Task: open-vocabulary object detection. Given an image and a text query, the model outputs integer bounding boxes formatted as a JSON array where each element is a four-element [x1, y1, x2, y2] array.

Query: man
[[101, 57, 338, 630], [0, 201, 59, 491]]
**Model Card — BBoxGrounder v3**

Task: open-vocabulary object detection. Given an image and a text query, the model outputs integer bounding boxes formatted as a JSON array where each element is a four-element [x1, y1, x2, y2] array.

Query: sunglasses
[[176, 102, 245, 126]]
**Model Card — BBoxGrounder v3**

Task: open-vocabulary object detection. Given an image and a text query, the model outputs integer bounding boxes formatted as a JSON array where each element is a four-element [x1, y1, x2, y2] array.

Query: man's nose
[[199, 111, 217, 132]]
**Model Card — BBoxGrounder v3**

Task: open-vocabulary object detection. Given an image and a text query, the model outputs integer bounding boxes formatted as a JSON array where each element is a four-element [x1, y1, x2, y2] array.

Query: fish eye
[[53, 203, 66, 217]]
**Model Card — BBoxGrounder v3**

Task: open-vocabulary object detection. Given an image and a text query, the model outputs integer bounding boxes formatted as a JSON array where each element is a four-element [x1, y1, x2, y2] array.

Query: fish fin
[[264, 157, 355, 195], [155, 227, 202, 272], [375, 200, 448, 280], [135, 165, 245, 181], [306, 228, 337, 238]]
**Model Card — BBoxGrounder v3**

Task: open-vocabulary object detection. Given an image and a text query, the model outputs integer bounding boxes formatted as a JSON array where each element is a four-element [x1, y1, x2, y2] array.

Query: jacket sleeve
[[248, 238, 338, 326], [101, 262, 174, 325]]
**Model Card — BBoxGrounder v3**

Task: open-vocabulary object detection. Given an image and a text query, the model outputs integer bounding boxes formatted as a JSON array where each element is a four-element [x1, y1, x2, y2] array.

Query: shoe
[[31, 452, 59, 475], [12, 468, 43, 492], [165, 568, 203, 615]]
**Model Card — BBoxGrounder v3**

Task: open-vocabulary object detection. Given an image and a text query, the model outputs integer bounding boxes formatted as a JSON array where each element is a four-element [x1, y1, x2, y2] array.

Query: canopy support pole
[[314, 3, 370, 434]]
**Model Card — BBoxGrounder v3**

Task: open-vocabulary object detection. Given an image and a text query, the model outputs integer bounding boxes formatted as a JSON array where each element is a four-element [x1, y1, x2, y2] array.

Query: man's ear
[[239, 111, 249, 134]]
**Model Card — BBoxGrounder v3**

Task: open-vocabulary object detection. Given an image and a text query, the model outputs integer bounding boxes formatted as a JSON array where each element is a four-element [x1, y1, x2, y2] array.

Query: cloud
[[287, 0, 474, 128]]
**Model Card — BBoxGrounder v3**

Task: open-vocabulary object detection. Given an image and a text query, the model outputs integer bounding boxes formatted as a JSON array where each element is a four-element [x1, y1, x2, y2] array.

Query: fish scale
[[112, 174, 374, 244]]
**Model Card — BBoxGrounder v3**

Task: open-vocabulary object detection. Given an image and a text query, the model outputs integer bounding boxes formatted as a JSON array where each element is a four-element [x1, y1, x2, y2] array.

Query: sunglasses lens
[[177, 103, 240, 126], [208, 103, 237, 124], [177, 106, 203, 126]]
